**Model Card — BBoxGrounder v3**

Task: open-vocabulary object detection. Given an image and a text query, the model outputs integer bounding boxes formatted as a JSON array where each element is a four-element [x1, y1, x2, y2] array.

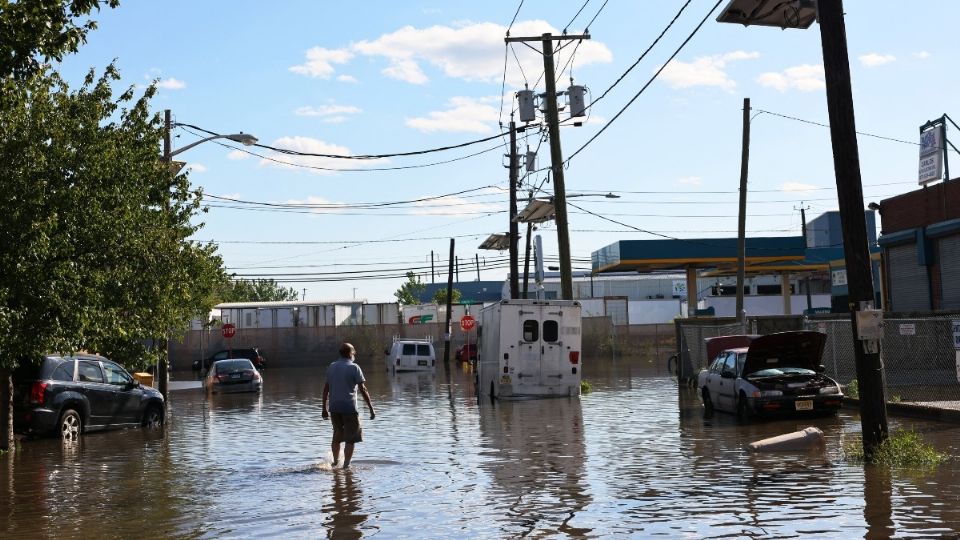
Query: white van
[[385, 337, 436, 372], [477, 299, 582, 400]]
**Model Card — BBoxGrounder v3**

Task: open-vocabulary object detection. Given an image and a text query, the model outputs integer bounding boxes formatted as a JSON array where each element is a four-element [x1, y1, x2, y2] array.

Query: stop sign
[[222, 323, 236, 339], [460, 315, 476, 331]]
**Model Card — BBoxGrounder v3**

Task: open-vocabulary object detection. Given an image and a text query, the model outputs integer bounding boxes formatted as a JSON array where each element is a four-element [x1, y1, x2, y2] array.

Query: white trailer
[[478, 299, 582, 400]]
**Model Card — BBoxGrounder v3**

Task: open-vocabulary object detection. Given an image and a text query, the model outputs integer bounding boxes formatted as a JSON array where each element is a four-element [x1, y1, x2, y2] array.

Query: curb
[[843, 397, 960, 424]]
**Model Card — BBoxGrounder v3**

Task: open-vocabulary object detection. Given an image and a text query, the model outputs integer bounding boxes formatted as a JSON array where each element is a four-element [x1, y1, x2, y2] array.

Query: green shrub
[[580, 380, 593, 394], [844, 430, 948, 466], [846, 378, 859, 399]]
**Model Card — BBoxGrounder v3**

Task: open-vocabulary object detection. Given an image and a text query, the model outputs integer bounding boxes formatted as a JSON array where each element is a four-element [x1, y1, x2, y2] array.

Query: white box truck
[[478, 299, 582, 400]]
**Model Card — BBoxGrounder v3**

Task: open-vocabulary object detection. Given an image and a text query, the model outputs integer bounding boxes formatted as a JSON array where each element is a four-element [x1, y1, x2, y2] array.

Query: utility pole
[[818, 0, 887, 455], [302, 288, 306, 301], [157, 109, 173, 400], [475, 253, 481, 281], [508, 121, 520, 299], [505, 32, 590, 300], [443, 239, 455, 365], [799, 205, 813, 313], [431, 250, 435, 283], [522, 222, 533, 299], [455, 256, 460, 283], [736, 98, 750, 330]]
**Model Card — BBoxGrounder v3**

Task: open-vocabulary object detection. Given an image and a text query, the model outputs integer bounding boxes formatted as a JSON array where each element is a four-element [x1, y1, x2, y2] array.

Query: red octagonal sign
[[222, 323, 236, 339], [460, 315, 476, 332]]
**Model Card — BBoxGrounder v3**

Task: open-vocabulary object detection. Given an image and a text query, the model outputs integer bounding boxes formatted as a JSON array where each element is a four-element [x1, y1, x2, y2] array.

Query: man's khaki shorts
[[330, 412, 363, 443]]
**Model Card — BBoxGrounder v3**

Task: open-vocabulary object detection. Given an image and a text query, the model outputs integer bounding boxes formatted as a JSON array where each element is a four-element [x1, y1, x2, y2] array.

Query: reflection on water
[[3, 359, 960, 537]]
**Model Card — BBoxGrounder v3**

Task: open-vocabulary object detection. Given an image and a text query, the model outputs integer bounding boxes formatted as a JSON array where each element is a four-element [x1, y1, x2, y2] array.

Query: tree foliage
[[0, 0, 120, 81], [433, 288, 462, 305], [219, 279, 300, 303], [394, 271, 425, 305], [0, 65, 227, 370]]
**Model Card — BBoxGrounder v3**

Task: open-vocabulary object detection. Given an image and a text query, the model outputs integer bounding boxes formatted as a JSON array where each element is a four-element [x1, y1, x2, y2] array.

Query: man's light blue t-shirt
[[326, 358, 365, 414]]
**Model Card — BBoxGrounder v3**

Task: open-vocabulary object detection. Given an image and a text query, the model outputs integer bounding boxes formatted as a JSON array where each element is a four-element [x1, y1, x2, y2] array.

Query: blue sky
[[56, 1, 959, 302]]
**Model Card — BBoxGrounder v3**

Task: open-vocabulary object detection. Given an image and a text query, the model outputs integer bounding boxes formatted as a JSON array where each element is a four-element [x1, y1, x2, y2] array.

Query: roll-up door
[[939, 235, 960, 309], [887, 243, 930, 311]]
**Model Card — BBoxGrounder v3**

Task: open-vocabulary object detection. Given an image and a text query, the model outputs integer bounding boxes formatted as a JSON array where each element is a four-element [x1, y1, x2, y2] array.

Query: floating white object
[[749, 426, 825, 452]]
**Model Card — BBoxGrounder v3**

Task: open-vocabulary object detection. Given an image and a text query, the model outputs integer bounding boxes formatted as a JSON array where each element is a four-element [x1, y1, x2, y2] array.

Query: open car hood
[[743, 331, 827, 376]]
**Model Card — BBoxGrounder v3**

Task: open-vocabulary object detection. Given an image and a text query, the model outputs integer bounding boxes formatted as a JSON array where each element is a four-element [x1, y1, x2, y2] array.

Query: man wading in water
[[322, 342, 376, 468]]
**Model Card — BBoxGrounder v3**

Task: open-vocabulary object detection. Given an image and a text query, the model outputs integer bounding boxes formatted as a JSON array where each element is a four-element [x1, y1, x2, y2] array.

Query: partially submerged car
[[203, 359, 263, 394], [697, 331, 843, 419]]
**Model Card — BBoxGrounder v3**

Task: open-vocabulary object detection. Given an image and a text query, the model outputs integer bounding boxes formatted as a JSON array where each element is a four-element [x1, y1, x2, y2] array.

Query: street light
[[717, 0, 888, 457], [156, 109, 257, 400]]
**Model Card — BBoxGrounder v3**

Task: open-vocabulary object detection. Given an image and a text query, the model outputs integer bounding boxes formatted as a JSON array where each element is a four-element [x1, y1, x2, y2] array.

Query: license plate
[[231, 373, 241, 379], [418, 360, 428, 366], [500, 375, 511, 384], [795, 400, 813, 411]]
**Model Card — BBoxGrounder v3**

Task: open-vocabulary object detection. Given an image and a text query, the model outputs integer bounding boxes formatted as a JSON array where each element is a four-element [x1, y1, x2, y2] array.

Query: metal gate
[[887, 243, 930, 311], [939, 235, 960, 309], [604, 296, 628, 325]]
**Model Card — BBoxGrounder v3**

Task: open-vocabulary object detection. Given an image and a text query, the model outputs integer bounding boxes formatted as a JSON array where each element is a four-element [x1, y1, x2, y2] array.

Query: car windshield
[[748, 366, 817, 377], [215, 360, 253, 373]]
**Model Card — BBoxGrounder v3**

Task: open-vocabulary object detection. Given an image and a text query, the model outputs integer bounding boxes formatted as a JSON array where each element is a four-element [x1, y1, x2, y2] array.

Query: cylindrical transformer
[[525, 151, 536, 173], [568, 85, 586, 118], [517, 89, 536, 122]]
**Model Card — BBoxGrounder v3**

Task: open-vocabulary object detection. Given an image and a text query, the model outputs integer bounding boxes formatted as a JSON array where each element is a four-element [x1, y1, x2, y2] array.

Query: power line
[[565, 0, 724, 164], [204, 184, 503, 210], [755, 109, 919, 147], [506, 0, 524, 36], [564, 0, 591, 34]]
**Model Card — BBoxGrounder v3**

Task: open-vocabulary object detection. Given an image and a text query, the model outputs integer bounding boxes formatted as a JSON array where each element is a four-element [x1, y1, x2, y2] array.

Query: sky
[[54, 0, 960, 302]]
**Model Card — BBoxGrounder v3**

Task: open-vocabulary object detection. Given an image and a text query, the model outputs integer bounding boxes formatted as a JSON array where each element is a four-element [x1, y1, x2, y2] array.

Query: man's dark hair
[[339, 343, 355, 357]]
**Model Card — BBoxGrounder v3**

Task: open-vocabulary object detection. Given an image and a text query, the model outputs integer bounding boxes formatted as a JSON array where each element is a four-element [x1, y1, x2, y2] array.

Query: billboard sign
[[918, 126, 943, 184]]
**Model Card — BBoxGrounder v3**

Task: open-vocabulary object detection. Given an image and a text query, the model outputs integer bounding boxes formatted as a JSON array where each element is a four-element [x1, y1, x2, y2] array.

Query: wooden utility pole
[[818, 0, 888, 455], [475, 253, 481, 282], [508, 121, 520, 299], [505, 32, 590, 300], [443, 239, 455, 364], [800, 205, 813, 312], [522, 221, 533, 298], [431, 250, 435, 283], [157, 110, 173, 400], [736, 98, 750, 329]]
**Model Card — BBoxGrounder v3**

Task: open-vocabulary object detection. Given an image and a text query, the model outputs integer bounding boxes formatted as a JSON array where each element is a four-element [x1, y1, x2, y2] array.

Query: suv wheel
[[60, 409, 82, 441], [142, 404, 165, 429]]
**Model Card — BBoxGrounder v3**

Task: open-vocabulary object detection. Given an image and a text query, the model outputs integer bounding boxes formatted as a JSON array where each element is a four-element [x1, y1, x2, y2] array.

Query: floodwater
[[4, 358, 960, 539]]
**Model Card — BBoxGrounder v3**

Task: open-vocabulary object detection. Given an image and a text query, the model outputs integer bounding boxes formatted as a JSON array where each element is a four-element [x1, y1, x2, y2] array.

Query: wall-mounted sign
[[918, 125, 944, 184], [831, 269, 848, 287], [899, 323, 916, 336]]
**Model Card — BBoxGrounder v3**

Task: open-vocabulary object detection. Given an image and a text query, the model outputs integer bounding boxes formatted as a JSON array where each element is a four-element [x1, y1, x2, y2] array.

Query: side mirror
[[817, 364, 826, 373]]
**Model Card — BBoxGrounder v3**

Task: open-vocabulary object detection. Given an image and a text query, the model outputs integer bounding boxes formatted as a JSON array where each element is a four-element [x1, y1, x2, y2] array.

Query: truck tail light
[[30, 382, 47, 405], [569, 352, 580, 364]]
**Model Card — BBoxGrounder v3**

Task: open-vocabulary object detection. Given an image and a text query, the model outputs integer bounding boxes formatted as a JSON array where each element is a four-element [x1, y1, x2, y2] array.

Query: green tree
[[395, 271, 425, 305], [433, 288, 462, 305], [219, 279, 301, 303], [0, 66, 228, 448]]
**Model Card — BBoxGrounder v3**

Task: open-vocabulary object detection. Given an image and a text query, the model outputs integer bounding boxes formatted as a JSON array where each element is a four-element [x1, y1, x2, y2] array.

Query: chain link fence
[[807, 313, 960, 404]]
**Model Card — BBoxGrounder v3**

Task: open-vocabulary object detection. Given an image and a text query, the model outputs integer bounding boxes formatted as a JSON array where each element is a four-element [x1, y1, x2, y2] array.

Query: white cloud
[[156, 77, 186, 90], [780, 182, 820, 192], [186, 163, 207, 173], [756, 64, 824, 92], [659, 51, 760, 91], [913, 51, 930, 60], [677, 176, 702, 187], [289, 47, 354, 78], [226, 149, 249, 160], [291, 20, 611, 86], [295, 104, 362, 117], [337, 74, 359, 83], [405, 96, 499, 134], [258, 136, 389, 175], [859, 53, 895, 67]]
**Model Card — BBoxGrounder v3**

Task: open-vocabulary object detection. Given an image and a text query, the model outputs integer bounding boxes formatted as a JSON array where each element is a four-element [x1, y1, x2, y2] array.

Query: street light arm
[[166, 133, 258, 159]]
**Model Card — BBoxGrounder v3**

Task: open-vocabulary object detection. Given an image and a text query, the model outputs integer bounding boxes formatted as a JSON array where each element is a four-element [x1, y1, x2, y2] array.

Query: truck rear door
[[540, 307, 565, 381], [517, 313, 542, 382]]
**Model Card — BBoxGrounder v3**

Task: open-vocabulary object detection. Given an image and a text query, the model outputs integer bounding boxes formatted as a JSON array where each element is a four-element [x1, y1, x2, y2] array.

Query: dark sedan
[[203, 359, 263, 394], [697, 331, 844, 419], [13, 354, 165, 440]]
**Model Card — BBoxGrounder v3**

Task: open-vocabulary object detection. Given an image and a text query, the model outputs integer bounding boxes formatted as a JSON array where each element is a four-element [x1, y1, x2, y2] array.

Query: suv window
[[102, 361, 133, 386], [52, 362, 75, 382], [402, 344, 416, 355], [78, 361, 104, 383], [417, 344, 431, 356]]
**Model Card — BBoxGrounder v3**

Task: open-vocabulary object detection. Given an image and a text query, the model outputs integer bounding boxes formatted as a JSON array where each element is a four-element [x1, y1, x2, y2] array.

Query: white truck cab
[[385, 337, 436, 372], [478, 299, 582, 400]]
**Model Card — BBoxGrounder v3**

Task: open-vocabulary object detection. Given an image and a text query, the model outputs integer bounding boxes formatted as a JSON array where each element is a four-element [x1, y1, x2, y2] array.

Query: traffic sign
[[222, 323, 236, 339], [460, 315, 476, 331]]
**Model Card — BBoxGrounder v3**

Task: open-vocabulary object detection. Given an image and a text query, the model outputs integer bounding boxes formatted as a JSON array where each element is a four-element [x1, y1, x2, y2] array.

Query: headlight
[[753, 390, 782, 397], [820, 385, 840, 395]]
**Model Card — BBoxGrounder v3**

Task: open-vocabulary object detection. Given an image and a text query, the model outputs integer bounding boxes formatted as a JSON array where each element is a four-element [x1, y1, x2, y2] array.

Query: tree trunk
[[0, 369, 12, 452]]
